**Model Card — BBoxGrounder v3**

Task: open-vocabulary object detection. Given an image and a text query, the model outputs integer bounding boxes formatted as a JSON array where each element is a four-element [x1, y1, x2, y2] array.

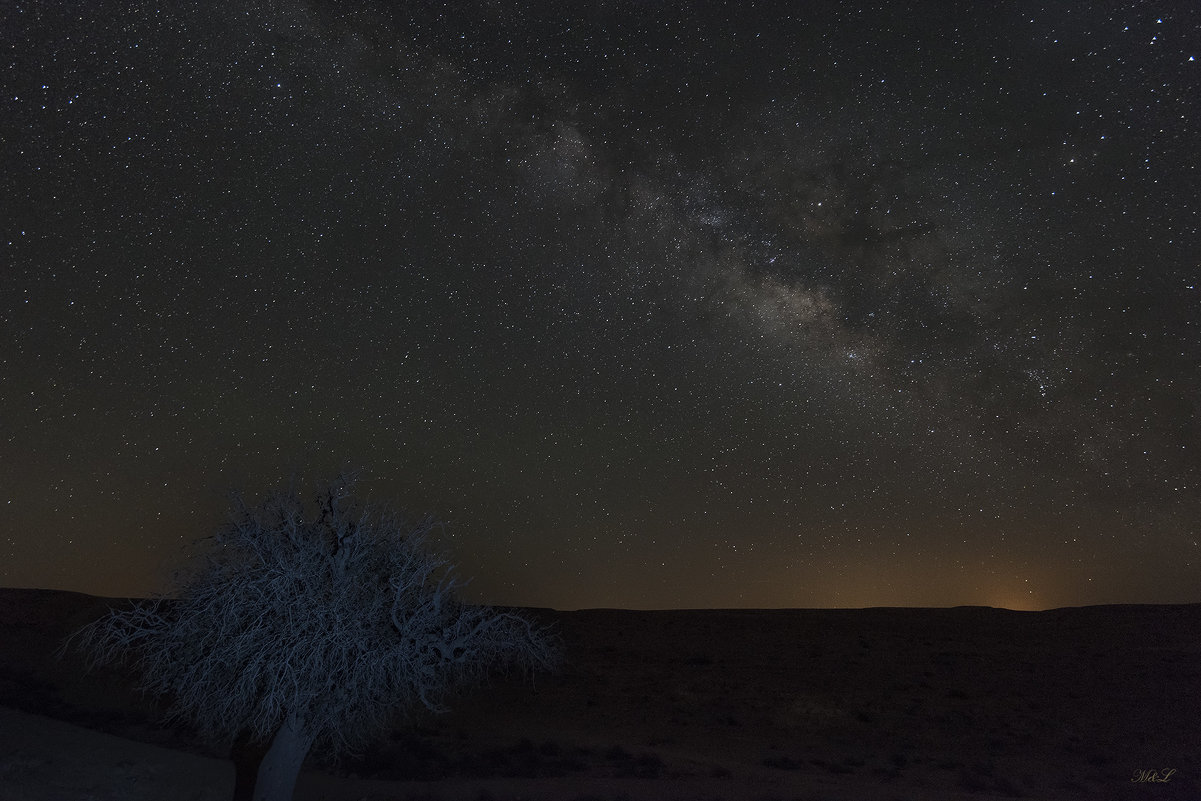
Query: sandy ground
[[0, 705, 232, 801], [2, 588, 1199, 800]]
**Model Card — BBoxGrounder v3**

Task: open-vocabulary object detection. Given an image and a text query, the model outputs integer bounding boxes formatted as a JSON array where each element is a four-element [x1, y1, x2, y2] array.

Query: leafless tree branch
[[61, 475, 562, 765]]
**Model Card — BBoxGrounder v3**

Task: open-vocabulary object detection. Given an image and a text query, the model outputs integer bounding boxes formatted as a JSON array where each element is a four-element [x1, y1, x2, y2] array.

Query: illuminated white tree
[[64, 475, 561, 801]]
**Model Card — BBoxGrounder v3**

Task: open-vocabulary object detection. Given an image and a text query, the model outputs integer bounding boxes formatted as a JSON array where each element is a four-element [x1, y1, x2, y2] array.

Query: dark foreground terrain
[[1, 587, 1198, 800]]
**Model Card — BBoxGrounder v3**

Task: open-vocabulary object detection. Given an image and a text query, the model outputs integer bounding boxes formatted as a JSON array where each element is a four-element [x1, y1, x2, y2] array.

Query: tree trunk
[[252, 711, 314, 801]]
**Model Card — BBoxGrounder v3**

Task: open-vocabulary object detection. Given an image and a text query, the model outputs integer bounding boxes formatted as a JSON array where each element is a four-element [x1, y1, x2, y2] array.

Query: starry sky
[[3, 1, 1199, 610]]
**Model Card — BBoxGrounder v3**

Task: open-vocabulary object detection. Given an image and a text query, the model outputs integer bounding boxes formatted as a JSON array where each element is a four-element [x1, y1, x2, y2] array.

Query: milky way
[[3, 1, 1198, 609]]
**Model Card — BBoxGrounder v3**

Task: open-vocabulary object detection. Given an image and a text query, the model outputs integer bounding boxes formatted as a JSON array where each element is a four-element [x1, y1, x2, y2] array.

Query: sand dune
[[2, 588, 1197, 800]]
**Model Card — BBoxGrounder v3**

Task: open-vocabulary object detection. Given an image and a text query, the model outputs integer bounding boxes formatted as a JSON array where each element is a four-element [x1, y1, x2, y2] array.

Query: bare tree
[[62, 475, 562, 801]]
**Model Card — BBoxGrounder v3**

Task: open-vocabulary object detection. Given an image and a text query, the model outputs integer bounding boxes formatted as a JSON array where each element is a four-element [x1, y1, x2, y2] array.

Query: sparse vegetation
[[1, 588, 1193, 800]]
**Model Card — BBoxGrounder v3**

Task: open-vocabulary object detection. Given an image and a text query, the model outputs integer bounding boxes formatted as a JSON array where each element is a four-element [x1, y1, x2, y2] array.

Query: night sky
[[3, 1, 1199, 610]]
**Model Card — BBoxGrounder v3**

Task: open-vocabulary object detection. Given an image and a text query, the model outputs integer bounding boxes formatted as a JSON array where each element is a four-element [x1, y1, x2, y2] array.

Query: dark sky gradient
[[3, 1, 1199, 609]]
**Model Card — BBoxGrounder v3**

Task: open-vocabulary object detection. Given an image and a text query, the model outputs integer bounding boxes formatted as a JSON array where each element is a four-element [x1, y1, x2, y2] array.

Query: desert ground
[[1, 587, 1197, 801]]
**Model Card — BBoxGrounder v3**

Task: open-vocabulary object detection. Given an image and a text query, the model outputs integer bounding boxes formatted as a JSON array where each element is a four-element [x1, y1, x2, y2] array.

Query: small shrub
[[763, 755, 803, 770], [604, 746, 664, 779], [604, 745, 631, 762]]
